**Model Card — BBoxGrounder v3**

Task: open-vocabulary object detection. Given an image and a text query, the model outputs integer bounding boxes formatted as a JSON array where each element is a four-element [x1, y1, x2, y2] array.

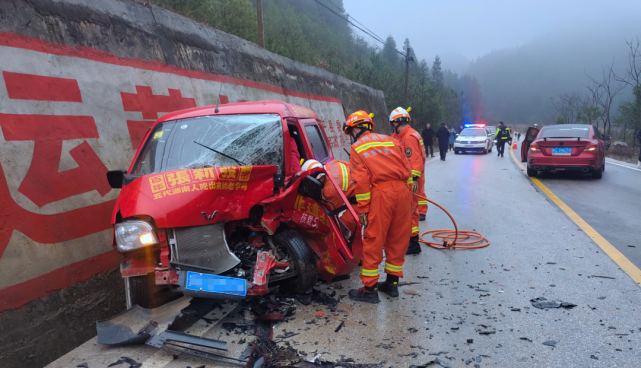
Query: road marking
[[605, 159, 641, 172], [509, 147, 641, 286]]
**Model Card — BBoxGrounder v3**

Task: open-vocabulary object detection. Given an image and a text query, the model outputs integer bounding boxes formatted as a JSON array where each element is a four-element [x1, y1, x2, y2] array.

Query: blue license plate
[[552, 147, 571, 156], [185, 271, 247, 296]]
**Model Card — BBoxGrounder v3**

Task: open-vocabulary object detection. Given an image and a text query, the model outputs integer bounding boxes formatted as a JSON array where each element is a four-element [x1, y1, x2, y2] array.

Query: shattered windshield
[[132, 114, 283, 175]]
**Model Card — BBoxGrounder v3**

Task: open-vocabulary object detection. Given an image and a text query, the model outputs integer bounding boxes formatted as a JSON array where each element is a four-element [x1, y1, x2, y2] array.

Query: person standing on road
[[458, 125, 464, 134], [448, 126, 456, 151], [421, 123, 435, 158], [637, 129, 641, 167], [342, 110, 412, 303], [437, 123, 450, 161], [390, 107, 426, 255], [494, 121, 511, 157]]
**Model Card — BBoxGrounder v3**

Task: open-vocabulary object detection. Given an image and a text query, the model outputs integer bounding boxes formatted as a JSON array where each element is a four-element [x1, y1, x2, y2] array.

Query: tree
[[551, 92, 582, 125], [382, 35, 400, 68], [432, 56, 443, 85], [586, 62, 626, 134]]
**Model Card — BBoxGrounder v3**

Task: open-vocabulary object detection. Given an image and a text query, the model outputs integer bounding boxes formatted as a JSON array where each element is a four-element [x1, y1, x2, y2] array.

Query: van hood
[[118, 165, 278, 228]]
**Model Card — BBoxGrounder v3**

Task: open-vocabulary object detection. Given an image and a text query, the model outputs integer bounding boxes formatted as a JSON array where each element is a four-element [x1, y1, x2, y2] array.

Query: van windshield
[[132, 114, 283, 175]]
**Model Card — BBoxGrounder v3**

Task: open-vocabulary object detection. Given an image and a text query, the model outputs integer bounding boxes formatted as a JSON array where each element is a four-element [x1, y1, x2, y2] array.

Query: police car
[[454, 124, 494, 154]]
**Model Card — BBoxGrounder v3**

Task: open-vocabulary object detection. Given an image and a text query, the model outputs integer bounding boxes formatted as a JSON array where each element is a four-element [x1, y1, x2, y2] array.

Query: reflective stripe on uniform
[[412, 226, 419, 233], [339, 162, 349, 191], [411, 170, 422, 177], [355, 192, 371, 201], [361, 268, 379, 276], [419, 139, 424, 146], [354, 141, 395, 153], [407, 177, 413, 184], [418, 200, 428, 205], [384, 262, 402, 273]]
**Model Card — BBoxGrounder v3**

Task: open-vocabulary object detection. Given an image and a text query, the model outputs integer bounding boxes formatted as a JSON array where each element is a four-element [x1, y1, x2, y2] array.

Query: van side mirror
[[298, 175, 323, 201], [107, 170, 126, 189]]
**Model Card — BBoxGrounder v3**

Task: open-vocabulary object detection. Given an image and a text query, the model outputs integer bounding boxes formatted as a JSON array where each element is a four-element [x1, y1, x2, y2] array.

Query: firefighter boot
[[378, 275, 399, 297], [406, 235, 422, 255], [348, 285, 380, 303]]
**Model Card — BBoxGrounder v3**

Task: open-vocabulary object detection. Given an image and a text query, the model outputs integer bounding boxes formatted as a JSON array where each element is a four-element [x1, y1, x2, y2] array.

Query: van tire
[[274, 230, 317, 293], [129, 273, 181, 309]]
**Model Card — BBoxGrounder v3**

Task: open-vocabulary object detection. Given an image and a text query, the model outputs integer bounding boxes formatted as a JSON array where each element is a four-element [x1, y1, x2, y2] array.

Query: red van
[[106, 100, 362, 309]]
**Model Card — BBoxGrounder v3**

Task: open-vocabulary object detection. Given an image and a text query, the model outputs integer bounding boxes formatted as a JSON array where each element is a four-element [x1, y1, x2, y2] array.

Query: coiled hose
[[414, 194, 490, 249]]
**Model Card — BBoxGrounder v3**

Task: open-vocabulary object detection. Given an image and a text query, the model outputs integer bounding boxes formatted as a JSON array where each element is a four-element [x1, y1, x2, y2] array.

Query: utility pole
[[257, 0, 264, 48], [403, 47, 411, 107]]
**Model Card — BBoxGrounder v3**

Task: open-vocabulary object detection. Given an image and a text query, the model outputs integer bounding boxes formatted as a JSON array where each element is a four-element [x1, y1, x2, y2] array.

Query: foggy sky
[[342, 0, 641, 72]]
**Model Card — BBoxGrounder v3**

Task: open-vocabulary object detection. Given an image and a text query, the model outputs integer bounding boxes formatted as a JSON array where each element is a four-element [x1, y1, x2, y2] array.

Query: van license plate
[[552, 147, 571, 156], [465, 145, 473, 147], [185, 271, 246, 296]]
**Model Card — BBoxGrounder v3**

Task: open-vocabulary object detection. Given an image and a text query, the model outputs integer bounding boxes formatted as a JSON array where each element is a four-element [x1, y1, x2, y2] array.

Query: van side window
[[305, 124, 329, 163]]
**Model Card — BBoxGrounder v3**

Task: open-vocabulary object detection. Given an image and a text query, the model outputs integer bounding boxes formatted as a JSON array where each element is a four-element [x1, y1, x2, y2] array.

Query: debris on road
[[403, 288, 421, 295], [107, 357, 141, 368], [590, 275, 616, 279], [530, 297, 576, 309], [334, 321, 345, 333], [542, 340, 557, 347]]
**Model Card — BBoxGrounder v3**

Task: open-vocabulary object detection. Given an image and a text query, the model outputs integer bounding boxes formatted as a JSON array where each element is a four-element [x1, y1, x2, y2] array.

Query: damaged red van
[[106, 100, 362, 309]]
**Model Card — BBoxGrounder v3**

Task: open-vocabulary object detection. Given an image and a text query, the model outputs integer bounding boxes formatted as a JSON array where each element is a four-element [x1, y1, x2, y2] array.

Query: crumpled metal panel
[[173, 222, 240, 274]]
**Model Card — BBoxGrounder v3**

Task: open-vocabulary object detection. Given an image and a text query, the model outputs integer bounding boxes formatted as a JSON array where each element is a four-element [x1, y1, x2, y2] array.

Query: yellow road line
[[510, 147, 641, 286]]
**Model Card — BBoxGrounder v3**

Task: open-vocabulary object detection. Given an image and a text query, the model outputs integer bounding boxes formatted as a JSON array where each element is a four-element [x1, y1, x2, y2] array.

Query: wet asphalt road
[[50, 144, 641, 368], [531, 155, 641, 268]]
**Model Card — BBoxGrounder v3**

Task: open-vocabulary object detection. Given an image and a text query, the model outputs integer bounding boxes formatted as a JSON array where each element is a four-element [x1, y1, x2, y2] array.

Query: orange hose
[[414, 194, 490, 250]]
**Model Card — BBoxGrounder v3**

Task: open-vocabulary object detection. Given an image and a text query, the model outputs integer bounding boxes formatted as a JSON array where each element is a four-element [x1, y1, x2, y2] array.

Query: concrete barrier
[[0, 0, 388, 366]]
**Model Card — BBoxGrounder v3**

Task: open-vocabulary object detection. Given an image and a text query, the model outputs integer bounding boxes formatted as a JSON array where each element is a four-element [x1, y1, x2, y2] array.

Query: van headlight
[[114, 220, 158, 252]]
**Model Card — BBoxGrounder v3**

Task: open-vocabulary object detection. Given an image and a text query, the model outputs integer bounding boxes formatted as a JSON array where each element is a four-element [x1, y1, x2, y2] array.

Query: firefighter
[[303, 159, 357, 236], [390, 107, 425, 255], [494, 121, 511, 157], [342, 110, 412, 303]]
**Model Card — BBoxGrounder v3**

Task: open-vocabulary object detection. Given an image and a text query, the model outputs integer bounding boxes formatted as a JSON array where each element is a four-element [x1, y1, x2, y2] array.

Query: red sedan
[[521, 124, 609, 179]]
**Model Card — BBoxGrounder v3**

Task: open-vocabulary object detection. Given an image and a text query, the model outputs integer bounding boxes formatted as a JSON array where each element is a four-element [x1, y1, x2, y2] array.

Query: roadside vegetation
[[149, 0, 483, 133]]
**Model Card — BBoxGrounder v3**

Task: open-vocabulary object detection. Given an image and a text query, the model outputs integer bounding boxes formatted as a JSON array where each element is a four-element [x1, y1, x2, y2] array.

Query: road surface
[[50, 140, 641, 368]]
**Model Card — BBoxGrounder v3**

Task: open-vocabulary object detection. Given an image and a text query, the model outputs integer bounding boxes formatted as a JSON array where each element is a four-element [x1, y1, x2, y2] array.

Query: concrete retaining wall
[[0, 0, 388, 366]]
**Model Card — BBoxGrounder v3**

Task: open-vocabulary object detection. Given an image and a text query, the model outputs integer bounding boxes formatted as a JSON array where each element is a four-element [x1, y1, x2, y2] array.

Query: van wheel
[[129, 273, 181, 309], [273, 230, 317, 293], [526, 166, 537, 177]]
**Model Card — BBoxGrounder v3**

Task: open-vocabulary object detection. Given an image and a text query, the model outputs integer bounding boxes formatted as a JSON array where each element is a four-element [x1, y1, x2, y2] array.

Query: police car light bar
[[464, 123, 486, 128]]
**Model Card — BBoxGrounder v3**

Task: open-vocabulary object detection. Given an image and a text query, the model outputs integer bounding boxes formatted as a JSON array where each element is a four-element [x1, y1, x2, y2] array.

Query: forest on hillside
[[469, 22, 641, 150], [150, 0, 483, 132]]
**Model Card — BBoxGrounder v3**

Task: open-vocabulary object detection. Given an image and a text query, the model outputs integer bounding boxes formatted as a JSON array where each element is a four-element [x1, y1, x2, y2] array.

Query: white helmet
[[302, 159, 323, 172], [389, 107, 412, 122]]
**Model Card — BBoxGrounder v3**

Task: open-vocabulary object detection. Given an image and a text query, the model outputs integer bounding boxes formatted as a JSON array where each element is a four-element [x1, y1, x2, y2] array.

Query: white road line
[[605, 159, 641, 172]]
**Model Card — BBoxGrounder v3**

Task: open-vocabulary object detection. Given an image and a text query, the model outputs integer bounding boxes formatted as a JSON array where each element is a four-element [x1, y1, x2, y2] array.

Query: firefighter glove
[[412, 177, 419, 194], [359, 213, 369, 228]]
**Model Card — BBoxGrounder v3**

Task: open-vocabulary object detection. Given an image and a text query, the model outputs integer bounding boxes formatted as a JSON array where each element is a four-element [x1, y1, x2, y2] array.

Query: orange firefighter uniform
[[392, 127, 426, 237], [350, 131, 412, 287], [322, 160, 356, 232]]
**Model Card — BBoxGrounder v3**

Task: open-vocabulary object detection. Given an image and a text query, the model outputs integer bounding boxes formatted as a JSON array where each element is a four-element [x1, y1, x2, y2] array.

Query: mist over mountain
[[468, 19, 639, 126]]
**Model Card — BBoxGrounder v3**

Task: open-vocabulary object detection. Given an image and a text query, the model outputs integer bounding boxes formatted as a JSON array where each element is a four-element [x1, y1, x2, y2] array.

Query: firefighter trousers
[[360, 181, 412, 287]]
